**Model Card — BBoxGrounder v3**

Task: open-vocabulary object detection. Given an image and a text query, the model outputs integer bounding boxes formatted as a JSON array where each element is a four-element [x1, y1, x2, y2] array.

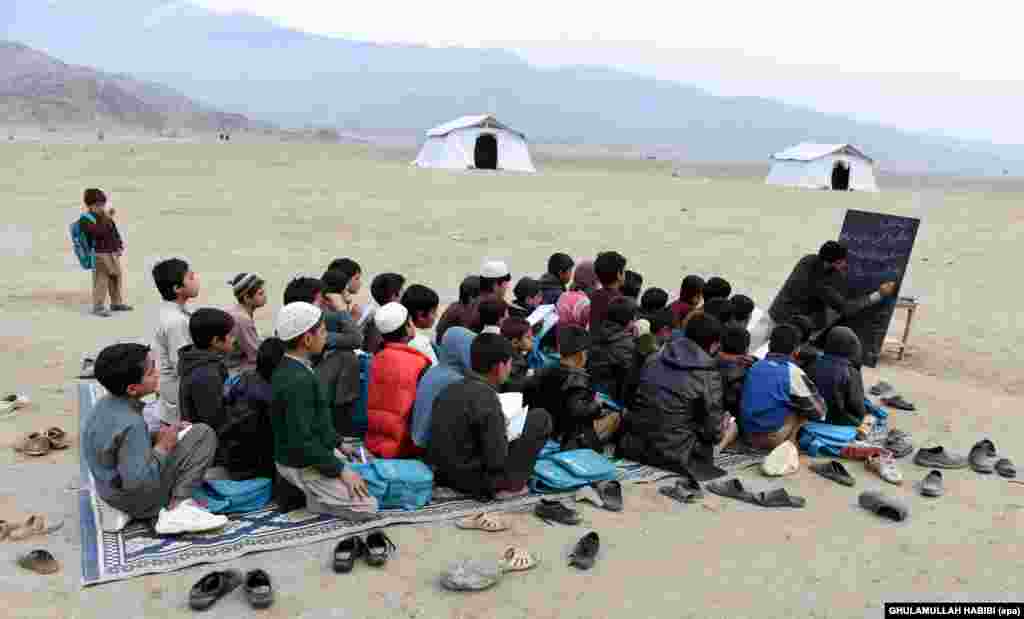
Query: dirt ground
[[1, 140, 1022, 618]]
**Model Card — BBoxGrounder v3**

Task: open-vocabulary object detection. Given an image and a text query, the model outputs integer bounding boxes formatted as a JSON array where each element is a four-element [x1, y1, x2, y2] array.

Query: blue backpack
[[798, 422, 858, 457], [527, 316, 561, 370], [530, 448, 617, 493], [70, 213, 96, 270], [193, 478, 272, 514], [352, 352, 372, 436], [350, 459, 434, 511]]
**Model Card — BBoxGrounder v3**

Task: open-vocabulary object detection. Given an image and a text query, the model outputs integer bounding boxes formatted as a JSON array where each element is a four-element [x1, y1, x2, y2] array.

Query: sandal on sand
[[0, 520, 12, 541], [364, 531, 396, 567], [591, 480, 623, 512], [455, 513, 508, 533], [8, 514, 64, 541], [969, 439, 999, 474], [568, 532, 600, 570], [869, 381, 895, 396], [881, 395, 916, 411], [996, 458, 1016, 479], [535, 499, 582, 526], [753, 488, 806, 508], [499, 546, 539, 573], [920, 470, 944, 497], [659, 478, 705, 504], [442, 559, 503, 592], [866, 453, 903, 485], [1, 393, 30, 416], [17, 550, 60, 575], [884, 430, 914, 458], [15, 433, 51, 457], [44, 427, 70, 450], [706, 478, 758, 504], [859, 491, 909, 522], [809, 461, 856, 487]]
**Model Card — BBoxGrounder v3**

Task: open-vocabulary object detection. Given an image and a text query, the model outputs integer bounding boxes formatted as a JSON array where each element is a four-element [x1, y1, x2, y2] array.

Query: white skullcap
[[481, 260, 509, 279], [275, 302, 322, 341], [374, 302, 409, 335]]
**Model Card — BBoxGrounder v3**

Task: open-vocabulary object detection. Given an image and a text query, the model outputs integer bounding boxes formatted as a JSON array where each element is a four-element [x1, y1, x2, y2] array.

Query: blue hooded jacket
[[411, 327, 475, 447]]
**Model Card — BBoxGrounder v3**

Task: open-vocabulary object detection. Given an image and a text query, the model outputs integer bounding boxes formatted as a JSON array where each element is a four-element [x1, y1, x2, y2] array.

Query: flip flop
[[455, 513, 508, 533], [706, 478, 758, 505], [8, 514, 64, 541], [498, 546, 539, 573], [534, 499, 582, 525], [659, 478, 705, 503], [809, 461, 856, 487], [441, 559, 503, 592], [859, 490, 909, 522], [333, 536, 365, 573], [869, 381, 895, 396], [14, 433, 51, 456], [568, 532, 600, 571], [882, 395, 916, 411], [44, 427, 69, 450], [996, 458, 1016, 479], [16, 550, 60, 575], [867, 453, 903, 485], [920, 470, 944, 497], [753, 488, 806, 508], [593, 480, 623, 512]]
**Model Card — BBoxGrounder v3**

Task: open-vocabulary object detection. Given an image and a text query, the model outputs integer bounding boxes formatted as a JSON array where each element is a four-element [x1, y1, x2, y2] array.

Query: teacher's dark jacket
[[619, 337, 724, 479], [768, 254, 878, 330]]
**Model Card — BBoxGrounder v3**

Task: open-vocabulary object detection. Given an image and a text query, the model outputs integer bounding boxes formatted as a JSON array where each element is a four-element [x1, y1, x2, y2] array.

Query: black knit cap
[[558, 325, 591, 357], [818, 241, 849, 263]]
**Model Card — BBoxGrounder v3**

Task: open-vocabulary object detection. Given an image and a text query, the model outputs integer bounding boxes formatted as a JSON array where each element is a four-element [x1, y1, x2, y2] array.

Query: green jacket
[[270, 356, 342, 477]]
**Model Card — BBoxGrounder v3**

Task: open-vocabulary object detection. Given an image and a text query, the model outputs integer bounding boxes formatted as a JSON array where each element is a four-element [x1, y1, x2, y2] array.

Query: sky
[[193, 0, 1024, 144]]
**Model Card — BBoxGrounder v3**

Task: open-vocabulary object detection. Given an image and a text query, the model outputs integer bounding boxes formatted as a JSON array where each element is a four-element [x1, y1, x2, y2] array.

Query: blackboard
[[838, 209, 921, 366]]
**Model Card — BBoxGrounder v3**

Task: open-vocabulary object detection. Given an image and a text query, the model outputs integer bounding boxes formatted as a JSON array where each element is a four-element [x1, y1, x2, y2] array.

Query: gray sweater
[[82, 395, 168, 501]]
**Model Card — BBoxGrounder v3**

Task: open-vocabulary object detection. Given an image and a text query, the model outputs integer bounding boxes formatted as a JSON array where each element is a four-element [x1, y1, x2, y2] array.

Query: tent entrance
[[474, 134, 498, 170], [831, 161, 850, 190]]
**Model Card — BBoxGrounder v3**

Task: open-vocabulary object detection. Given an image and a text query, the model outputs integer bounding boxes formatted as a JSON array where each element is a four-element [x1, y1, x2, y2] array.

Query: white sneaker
[[154, 499, 228, 535]]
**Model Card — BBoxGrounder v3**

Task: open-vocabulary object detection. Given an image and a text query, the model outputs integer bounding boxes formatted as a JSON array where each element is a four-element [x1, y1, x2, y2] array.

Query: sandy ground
[[1, 141, 1022, 618]]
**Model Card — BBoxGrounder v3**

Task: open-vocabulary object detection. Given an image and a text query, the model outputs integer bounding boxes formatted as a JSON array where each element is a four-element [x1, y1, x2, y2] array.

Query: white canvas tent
[[413, 114, 536, 173], [766, 143, 878, 192]]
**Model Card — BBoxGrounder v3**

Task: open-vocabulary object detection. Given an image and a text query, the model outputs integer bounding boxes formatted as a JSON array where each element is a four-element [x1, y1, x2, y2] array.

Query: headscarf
[[570, 260, 598, 296], [557, 291, 591, 329], [411, 327, 476, 447]]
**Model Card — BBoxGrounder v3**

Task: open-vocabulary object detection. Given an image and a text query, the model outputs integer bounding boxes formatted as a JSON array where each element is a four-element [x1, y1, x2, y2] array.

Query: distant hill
[[4, 1, 1024, 173], [0, 41, 251, 133]]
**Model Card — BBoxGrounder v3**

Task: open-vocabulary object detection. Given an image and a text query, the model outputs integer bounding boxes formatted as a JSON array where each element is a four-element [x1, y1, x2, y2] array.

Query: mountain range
[[4, 0, 1023, 174]]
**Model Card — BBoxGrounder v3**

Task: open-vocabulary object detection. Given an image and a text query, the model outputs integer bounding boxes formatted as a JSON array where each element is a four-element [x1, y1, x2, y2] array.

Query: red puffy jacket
[[365, 343, 432, 458]]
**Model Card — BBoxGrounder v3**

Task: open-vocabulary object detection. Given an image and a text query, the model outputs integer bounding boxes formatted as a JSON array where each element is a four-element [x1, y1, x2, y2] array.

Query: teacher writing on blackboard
[[749, 241, 896, 352]]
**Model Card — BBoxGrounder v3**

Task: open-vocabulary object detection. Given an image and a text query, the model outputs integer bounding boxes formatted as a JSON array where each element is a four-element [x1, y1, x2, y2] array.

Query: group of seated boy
[[82, 247, 871, 532]]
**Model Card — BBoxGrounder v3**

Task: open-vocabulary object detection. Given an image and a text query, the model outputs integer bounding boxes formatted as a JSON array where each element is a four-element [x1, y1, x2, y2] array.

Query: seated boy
[[365, 303, 432, 458], [286, 276, 362, 353], [499, 317, 533, 392], [178, 308, 235, 434], [152, 258, 200, 425], [588, 296, 638, 404], [640, 287, 669, 320], [270, 302, 377, 521], [82, 343, 227, 533], [509, 277, 543, 320], [525, 326, 622, 451], [670, 274, 704, 326], [622, 270, 643, 302], [538, 253, 574, 305], [702, 297, 734, 326], [625, 308, 675, 407], [435, 275, 480, 343], [806, 326, 868, 427], [225, 273, 266, 373], [221, 338, 285, 479], [788, 314, 822, 370], [717, 326, 752, 416], [400, 284, 441, 366], [362, 273, 406, 354], [729, 294, 756, 330], [478, 298, 508, 335], [703, 276, 732, 301], [740, 324, 827, 450], [427, 334, 553, 500]]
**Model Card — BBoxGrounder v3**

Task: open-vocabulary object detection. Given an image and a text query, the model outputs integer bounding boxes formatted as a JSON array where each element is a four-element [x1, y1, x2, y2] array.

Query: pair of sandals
[[16, 549, 60, 575], [969, 439, 1017, 478], [189, 569, 273, 611], [659, 478, 705, 504], [0, 514, 63, 542], [440, 545, 542, 592], [870, 381, 917, 411], [706, 478, 807, 508], [15, 428, 69, 456], [333, 531, 396, 572]]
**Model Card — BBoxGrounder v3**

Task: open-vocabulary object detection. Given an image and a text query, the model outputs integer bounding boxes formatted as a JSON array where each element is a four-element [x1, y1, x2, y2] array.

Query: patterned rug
[[77, 381, 766, 586]]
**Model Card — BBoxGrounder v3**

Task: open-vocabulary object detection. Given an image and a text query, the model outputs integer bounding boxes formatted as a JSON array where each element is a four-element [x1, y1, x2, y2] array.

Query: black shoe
[[110, 304, 134, 312], [535, 499, 582, 525], [569, 532, 600, 570], [189, 569, 243, 611], [364, 531, 396, 567], [244, 569, 274, 609], [333, 536, 365, 573]]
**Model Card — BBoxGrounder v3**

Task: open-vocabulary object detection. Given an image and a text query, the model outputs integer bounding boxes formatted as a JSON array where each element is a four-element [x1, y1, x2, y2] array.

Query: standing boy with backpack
[[77, 188, 132, 317]]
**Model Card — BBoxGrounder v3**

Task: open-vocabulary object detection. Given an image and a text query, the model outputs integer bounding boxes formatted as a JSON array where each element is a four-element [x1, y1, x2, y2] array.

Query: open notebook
[[498, 392, 529, 442]]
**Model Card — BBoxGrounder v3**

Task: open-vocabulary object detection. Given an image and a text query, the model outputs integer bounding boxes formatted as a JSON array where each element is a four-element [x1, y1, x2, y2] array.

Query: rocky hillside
[[0, 41, 250, 132]]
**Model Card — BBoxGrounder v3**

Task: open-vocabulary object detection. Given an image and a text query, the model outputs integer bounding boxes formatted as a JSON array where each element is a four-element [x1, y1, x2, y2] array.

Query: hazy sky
[[193, 0, 1024, 144]]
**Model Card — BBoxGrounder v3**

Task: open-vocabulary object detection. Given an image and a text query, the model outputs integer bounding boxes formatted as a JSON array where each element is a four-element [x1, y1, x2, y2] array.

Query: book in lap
[[498, 392, 529, 441]]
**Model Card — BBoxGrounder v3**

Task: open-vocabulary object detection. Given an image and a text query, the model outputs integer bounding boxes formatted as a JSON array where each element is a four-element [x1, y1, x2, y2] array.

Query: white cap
[[275, 302, 322, 341], [481, 260, 510, 279], [374, 302, 409, 335]]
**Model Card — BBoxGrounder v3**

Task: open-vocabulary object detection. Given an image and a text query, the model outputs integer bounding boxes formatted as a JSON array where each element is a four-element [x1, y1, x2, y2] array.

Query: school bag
[[527, 315, 561, 370], [350, 458, 434, 511], [529, 448, 617, 493], [798, 421, 858, 457], [70, 212, 96, 270], [192, 478, 273, 514]]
